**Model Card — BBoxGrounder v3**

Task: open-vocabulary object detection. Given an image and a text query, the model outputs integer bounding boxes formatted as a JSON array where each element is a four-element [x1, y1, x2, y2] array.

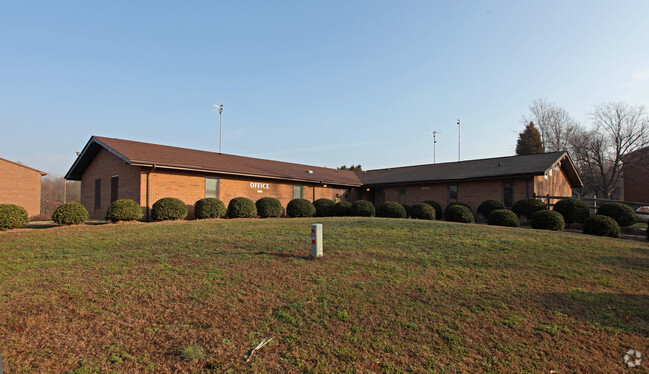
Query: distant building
[[623, 147, 649, 203], [66, 136, 583, 219], [0, 157, 47, 217]]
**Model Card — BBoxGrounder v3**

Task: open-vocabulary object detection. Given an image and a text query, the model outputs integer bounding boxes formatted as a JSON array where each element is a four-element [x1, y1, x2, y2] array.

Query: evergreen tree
[[516, 122, 544, 155]]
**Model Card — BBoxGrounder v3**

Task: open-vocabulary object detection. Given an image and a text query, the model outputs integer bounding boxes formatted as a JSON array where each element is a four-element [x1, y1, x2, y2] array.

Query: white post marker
[[311, 223, 323, 258]]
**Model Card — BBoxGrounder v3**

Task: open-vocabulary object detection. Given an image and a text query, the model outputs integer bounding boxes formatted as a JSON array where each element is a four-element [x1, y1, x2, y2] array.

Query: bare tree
[[522, 99, 579, 152], [41, 175, 80, 217], [571, 102, 649, 198]]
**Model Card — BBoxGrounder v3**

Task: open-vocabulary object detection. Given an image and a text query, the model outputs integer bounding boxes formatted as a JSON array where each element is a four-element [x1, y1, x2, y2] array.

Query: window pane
[[293, 185, 302, 199], [398, 188, 406, 205], [94, 179, 101, 207], [110, 176, 119, 203], [206, 178, 219, 198], [503, 182, 513, 207], [449, 185, 458, 203]]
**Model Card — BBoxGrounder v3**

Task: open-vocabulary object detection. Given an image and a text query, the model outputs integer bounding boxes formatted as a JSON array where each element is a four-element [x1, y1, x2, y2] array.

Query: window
[[94, 179, 101, 207], [398, 188, 407, 205], [206, 177, 219, 199], [293, 185, 303, 199], [110, 176, 119, 203], [503, 182, 514, 208], [448, 185, 458, 203]]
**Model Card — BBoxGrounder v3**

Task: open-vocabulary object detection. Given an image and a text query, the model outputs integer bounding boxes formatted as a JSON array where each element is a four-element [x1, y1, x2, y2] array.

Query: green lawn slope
[[0, 218, 648, 372]]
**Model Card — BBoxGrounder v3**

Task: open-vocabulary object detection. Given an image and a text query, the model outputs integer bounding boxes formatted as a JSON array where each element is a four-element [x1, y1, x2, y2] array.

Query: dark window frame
[[503, 182, 514, 208], [398, 188, 407, 205], [110, 176, 119, 203], [448, 185, 458, 204], [94, 178, 101, 208]]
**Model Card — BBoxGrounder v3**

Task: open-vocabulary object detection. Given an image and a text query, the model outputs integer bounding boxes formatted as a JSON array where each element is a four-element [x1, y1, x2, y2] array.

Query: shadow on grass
[[24, 220, 108, 230], [542, 291, 649, 336], [598, 256, 649, 272], [211, 250, 312, 260]]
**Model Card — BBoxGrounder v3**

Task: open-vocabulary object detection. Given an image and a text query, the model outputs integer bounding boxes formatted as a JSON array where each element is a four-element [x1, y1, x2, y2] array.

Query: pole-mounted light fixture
[[457, 119, 461, 162], [213, 105, 224, 154]]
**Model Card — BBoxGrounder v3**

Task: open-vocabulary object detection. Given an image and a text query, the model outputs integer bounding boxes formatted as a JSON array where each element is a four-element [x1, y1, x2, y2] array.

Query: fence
[[533, 193, 649, 213]]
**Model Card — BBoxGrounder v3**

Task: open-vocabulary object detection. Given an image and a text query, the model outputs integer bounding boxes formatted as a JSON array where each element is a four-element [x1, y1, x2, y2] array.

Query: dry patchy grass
[[0, 218, 648, 373]]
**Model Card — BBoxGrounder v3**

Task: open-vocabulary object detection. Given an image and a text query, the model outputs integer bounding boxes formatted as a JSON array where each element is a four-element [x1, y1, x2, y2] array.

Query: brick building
[[623, 147, 649, 203], [66, 136, 582, 219], [0, 157, 47, 217]]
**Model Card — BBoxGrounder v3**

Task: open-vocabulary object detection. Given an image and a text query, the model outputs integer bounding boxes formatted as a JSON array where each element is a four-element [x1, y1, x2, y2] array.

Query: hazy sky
[[2, 1, 648, 176]]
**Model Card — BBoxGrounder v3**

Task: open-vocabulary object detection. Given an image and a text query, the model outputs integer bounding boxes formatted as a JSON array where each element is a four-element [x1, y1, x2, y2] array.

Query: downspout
[[146, 164, 156, 221]]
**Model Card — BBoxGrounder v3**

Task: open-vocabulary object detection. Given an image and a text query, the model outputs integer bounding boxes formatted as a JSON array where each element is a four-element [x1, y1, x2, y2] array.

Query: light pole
[[213, 104, 224, 153], [457, 119, 461, 162], [431, 131, 440, 164]]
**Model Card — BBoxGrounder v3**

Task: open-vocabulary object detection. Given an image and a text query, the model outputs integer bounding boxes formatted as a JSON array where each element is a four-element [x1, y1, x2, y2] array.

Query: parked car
[[635, 206, 649, 223]]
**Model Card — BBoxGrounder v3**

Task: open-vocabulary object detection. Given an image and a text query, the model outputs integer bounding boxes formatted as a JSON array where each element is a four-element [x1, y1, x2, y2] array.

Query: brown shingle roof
[[66, 136, 364, 186], [358, 152, 583, 188]]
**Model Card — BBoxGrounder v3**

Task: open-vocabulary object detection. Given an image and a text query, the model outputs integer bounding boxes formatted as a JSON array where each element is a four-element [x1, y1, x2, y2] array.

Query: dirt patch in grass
[[0, 218, 648, 372]]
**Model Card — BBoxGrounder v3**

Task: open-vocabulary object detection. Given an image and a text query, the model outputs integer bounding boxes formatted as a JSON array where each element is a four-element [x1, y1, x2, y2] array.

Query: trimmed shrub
[[512, 198, 546, 219], [151, 197, 188, 221], [105, 199, 143, 222], [194, 198, 226, 219], [410, 203, 435, 220], [333, 201, 352, 217], [376, 201, 407, 218], [596, 202, 636, 227], [583, 215, 620, 238], [488, 209, 520, 227], [444, 205, 474, 223], [531, 210, 564, 231], [52, 202, 89, 225], [422, 200, 443, 220], [287, 199, 316, 217], [401, 204, 411, 218], [313, 198, 335, 217], [351, 200, 375, 217], [477, 200, 506, 219], [552, 198, 590, 224], [447, 202, 472, 212], [227, 197, 257, 218], [256, 197, 283, 218], [0, 204, 29, 230]]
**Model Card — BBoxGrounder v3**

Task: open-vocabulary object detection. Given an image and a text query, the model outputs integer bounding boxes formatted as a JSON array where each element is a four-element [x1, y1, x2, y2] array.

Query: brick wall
[[81, 149, 141, 218], [138, 166, 352, 219], [367, 178, 533, 214], [0, 159, 43, 217], [623, 150, 649, 203]]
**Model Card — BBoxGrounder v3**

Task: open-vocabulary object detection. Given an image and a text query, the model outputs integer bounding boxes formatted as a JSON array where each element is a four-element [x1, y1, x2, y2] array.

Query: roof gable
[[0, 157, 47, 176]]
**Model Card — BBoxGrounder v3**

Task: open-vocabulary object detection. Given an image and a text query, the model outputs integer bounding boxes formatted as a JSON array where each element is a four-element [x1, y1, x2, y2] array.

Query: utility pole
[[431, 131, 440, 164], [213, 104, 224, 153], [457, 119, 461, 162]]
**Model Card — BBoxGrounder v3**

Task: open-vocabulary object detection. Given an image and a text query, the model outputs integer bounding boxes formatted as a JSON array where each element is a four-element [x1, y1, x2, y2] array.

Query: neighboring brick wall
[[80, 149, 141, 218], [624, 149, 649, 203], [0, 159, 43, 217], [139, 166, 354, 219]]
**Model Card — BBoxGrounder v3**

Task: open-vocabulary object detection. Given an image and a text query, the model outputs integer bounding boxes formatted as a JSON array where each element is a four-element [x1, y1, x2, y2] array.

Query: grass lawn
[[1, 217, 648, 373]]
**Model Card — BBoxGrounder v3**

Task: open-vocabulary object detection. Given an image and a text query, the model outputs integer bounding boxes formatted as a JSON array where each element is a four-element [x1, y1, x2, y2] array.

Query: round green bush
[[531, 210, 564, 231], [286, 199, 316, 217], [0, 204, 29, 230], [52, 202, 89, 225], [376, 201, 407, 218], [410, 203, 435, 220], [227, 197, 257, 218], [351, 200, 375, 217], [488, 209, 520, 227], [447, 202, 472, 212], [151, 197, 188, 221], [552, 198, 590, 224], [444, 205, 474, 223], [583, 215, 620, 238], [333, 201, 352, 216], [105, 199, 143, 222], [596, 202, 636, 227], [477, 200, 506, 219], [313, 198, 335, 217], [256, 197, 283, 218], [422, 200, 443, 220], [512, 198, 547, 219], [194, 198, 226, 219]]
